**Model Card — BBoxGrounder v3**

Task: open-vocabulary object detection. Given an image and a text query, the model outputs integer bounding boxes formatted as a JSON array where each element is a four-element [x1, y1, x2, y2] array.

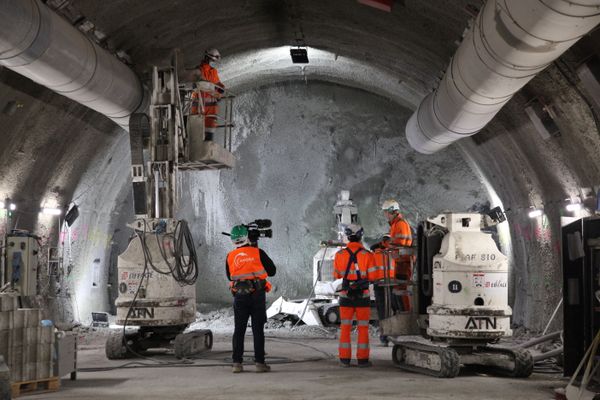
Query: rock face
[[178, 81, 489, 304]]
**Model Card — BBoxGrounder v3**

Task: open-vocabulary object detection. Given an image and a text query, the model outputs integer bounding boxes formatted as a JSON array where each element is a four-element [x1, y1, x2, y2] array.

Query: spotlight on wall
[[42, 207, 62, 215], [9, 203, 16, 211], [528, 208, 543, 218]]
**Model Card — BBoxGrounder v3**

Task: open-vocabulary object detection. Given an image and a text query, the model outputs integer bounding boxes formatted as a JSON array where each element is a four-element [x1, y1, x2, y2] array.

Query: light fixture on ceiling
[[566, 198, 582, 212], [528, 208, 543, 218], [42, 207, 62, 215], [290, 47, 308, 64]]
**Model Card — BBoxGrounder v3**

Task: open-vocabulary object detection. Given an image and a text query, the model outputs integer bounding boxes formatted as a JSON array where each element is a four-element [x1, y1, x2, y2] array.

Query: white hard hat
[[381, 199, 400, 212], [343, 224, 364, 240], [205, 48, 221, 61]]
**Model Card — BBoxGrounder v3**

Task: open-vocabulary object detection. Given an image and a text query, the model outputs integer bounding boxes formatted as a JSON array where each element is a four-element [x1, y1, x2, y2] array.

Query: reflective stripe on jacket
[[226, 246, 268, 281], [370, 249, 395, 280], [190, 62, 223, 116], [387, 214, 412, 247]]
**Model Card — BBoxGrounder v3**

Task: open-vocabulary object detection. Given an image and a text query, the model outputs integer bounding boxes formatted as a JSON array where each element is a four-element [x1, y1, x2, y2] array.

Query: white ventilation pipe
[[406, 0, 600, 154], [0, 0, 144, 129]]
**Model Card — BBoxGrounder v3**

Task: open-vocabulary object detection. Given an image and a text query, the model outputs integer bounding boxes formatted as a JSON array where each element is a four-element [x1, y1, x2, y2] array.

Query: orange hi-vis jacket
[[226, 246, 271, 292], [371, 249, 395, 281], [387, 214, 412, 247], [191, 62, 224, 127], [333, 242, 375, 305]]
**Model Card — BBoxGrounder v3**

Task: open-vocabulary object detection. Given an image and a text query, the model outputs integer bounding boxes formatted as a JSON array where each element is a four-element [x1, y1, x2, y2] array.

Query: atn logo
[[127, 307, 155, 319], [464, 316, 497, 330]]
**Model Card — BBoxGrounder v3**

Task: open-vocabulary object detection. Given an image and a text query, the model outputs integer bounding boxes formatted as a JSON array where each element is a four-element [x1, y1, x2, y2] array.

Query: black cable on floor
[[80, 337, 332, 372]]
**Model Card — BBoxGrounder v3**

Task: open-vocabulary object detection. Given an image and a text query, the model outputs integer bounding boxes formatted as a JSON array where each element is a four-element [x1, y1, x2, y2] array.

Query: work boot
[[357, 361, 372, 368], [339, 360, 351, 368], [232, 363, 243, 373], [204, 131, 214, 141], [255, 363, 271, 373]]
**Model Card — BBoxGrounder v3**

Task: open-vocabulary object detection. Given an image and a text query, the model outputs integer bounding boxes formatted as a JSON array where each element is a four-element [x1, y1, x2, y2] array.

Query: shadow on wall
[[177, 80, 490, 304]]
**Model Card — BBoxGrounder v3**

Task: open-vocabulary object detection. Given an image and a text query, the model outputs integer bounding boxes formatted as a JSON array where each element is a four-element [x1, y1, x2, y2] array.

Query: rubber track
[[392, 342, 460, 378], [174, 329, 213, 359], [481, 347, 534, 378]]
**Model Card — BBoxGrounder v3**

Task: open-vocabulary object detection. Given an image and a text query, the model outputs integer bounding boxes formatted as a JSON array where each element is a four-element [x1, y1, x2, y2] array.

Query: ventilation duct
[[0, 0, 144, 129], [406, 0, 600, 154]]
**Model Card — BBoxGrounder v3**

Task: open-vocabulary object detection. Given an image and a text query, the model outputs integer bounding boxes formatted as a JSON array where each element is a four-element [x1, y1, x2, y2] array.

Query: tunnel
[[0, 0, 600, 398]]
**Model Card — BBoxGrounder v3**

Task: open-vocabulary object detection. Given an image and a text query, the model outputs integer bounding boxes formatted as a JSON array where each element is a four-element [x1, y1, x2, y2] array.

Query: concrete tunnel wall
[[177, 81, 490, 304]]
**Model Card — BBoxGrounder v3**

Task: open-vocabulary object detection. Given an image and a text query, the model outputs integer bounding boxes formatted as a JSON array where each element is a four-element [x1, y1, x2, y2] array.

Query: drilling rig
[[267, 190, 361, 326], [105, 53, 235, 359], [380, 210, 534, 378]]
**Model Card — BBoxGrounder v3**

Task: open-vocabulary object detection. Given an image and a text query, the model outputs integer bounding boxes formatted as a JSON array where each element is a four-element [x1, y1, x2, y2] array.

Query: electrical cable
[[79, 337, 332, 373], [137, 219, 199, 286]]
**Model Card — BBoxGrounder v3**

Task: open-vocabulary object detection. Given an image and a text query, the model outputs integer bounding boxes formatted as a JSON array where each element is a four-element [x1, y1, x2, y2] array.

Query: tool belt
[[231, 279, 266, 295], [341, 248, 370, 300], [342, 279, 370, 300]]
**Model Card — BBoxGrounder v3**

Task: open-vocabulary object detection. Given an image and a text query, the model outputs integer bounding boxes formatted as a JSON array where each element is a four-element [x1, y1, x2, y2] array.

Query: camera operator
[[226, 224, 276, 373]]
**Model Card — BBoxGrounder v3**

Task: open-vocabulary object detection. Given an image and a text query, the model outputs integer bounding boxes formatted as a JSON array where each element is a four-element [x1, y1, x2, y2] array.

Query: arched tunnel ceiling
[[70, 0, 475, 106]]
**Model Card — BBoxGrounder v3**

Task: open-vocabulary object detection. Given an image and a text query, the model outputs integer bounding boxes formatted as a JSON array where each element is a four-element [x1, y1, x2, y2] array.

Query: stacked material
[[0, 295, 54, 382]]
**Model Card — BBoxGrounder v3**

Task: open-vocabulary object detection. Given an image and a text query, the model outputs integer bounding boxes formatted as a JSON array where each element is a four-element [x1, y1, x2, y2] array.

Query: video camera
[[246, 219, 272, 246], [222, 219, 273, 247]]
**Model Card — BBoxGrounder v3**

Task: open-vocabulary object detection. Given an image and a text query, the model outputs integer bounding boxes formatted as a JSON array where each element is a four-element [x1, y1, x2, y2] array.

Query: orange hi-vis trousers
[[339, 306, 370, 363]]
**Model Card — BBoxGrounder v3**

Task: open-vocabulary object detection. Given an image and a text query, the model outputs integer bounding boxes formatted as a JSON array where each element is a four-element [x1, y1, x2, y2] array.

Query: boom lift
[[380, 210, 534, 378], [105, 53, 235, 359]]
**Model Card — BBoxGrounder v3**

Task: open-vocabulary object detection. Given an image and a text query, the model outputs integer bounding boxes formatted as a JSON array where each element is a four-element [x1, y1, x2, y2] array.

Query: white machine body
[[426, 213, 512, 340], [3, 233, 39, 296], [267, 190, 357, 326], [115, 222, 195, 327]]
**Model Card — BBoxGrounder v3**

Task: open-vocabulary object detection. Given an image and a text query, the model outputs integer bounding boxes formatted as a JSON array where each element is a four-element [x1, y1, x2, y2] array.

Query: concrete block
[[22, 362, 39, 382], [35, 359, 52, 380], [11, 310, 24, 329], [37, 343, 51, 363], [10, 346, 36, 365], [0, 295, 18, 312], [8, 355, 21, 382], [0, 355, 9, 381], [22, 309, 42, 328], [0, 312, 11, 330], [15, 327, 41, 347], [40, 326, 54, 344], [0, 329, 10, 357]]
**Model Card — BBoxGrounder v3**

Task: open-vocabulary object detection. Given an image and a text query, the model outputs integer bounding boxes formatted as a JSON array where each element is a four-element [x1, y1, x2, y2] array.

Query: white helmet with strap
[[205, 48, 221, 62], [343, 223, 364, 241], [381, 199, 400, 212]]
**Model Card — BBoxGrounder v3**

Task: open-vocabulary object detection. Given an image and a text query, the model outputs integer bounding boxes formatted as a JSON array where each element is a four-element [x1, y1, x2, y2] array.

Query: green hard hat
[[230, 225, 248, 241]]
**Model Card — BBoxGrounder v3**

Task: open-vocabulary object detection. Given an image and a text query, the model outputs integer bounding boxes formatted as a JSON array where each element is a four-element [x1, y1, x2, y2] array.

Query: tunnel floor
[[30, 334, 564, 400]]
